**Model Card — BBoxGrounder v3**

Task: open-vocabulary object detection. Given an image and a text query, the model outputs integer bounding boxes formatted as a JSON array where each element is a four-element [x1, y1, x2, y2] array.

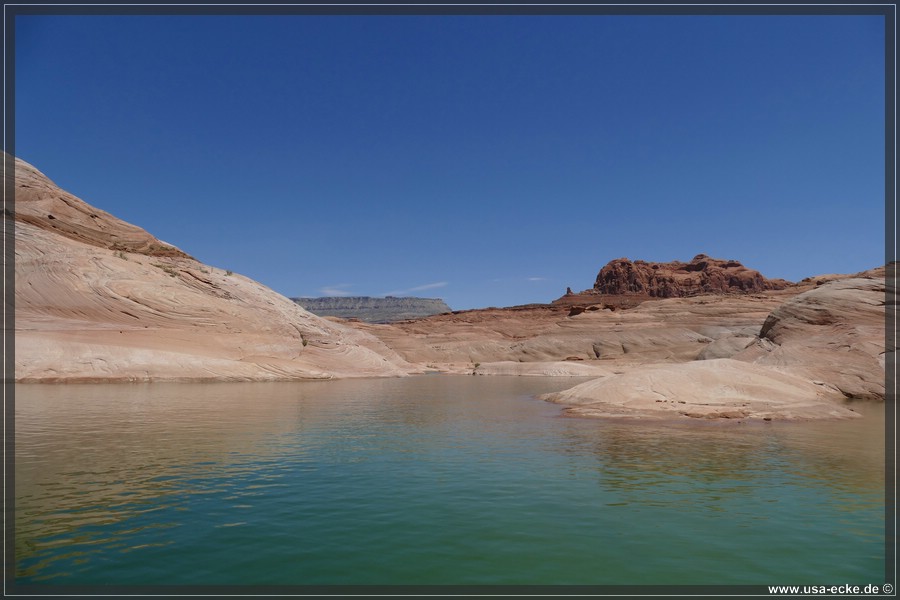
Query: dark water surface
[[14, 377, 884, 586]]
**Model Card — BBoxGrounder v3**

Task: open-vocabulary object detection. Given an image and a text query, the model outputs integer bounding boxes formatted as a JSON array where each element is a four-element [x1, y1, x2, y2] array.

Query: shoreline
[[11, 154, 887, 424], [14, 368, 883, 424]]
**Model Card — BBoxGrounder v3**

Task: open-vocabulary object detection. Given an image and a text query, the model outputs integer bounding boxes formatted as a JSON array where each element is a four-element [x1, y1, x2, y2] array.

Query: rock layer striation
[[352, 262, 885, 420], [293, 296, 451, 323], [593, 254, 791, 298], [11, 154, 886, 421], [13, 155, 412, 382]]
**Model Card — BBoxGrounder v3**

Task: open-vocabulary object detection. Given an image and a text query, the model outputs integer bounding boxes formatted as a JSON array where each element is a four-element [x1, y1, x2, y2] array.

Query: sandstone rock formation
[[734, 274, 886, 400], [541, 359, 861, 421], [593, 254, 791, 298], [293, 296, 452, 323], [11, 153, 886, 422], [537, 273, 887, 421], [352, 293, 792, 379], [352, 263, 885, 420], [12, 155, 412, 382]]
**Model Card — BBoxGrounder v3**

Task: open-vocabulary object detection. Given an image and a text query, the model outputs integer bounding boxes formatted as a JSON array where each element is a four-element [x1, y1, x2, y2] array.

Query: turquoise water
[[14, 377, 885, 587]]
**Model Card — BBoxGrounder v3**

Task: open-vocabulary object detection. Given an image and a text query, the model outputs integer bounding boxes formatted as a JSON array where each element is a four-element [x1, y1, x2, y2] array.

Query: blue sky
[[15, 13, 886, 310]]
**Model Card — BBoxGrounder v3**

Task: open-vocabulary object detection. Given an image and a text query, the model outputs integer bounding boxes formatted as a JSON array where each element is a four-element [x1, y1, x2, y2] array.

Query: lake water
[[13, 376, 886, 590]]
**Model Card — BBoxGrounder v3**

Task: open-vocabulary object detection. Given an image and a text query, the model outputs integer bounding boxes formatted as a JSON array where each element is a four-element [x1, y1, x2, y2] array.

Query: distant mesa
[[293, 296, 452, 323]]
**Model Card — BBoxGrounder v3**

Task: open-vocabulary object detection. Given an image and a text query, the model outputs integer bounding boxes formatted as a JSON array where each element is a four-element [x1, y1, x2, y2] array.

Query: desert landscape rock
[[11, 154, 887, 422], [540, 359, 861, 421], [351, 260, 886, 420], [592, 254, 791, 298], [12, 155, 412, 381], [734, 274, 887, 400], [354, 292, 791, 371]]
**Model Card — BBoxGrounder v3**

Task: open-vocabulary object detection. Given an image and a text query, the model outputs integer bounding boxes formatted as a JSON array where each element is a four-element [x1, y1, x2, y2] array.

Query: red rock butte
[[552, 254, 795, 312], [592, 254, 792, 298]]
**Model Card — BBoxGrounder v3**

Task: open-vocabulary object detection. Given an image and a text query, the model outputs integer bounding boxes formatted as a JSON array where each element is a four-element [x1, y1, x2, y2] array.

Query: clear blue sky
[[15, 13, 886, 310]]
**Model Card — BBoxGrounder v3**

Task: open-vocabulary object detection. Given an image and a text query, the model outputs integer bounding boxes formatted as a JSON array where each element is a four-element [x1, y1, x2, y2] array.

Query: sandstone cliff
[[593, 254, 791, 298], [11, 153, 886, 421], [541, 271, 887, 421], [12, 155, 412, 382], [735, 273, 887, 400], [352, 260, 885, 420]]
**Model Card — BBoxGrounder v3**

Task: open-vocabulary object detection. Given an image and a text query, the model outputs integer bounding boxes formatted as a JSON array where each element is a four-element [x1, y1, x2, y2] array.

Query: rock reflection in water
[[14, 378, 885, 585]]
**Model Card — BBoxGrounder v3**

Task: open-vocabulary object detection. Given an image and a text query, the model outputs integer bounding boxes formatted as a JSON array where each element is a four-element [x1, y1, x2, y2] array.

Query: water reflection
[[14, 378, 885, 585], [554, 403, 884, 499], [549, 404, 884, 581]]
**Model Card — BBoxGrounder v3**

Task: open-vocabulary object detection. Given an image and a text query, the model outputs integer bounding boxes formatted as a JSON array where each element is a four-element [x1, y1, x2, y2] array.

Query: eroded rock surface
[[353, 266, 885, 420], [11, 154, 887, 422], [13, 155, 412, 382], [357, 293, 791, 371], [593, 254, 791, 298], [735, 276, 886, 400], [541, 359, 861, 421]]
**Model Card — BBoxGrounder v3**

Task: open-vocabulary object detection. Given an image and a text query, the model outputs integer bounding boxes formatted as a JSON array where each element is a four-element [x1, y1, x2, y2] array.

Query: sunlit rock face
[[11, 152, 886, 422], [349, 261, 885, 420], [592, 254, 791, 298], [735, 275, 886, 401], [541, 359, 861, 421], [12, 154, 412, 382]]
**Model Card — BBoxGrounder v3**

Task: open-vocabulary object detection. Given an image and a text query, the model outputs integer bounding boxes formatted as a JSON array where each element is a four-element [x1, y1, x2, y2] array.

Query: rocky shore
[[12, 154, 889, 421], [350, 263, 888, 422]]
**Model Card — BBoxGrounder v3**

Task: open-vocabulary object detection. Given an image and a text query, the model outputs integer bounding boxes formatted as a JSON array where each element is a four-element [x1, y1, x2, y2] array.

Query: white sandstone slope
[[542, 359, 861, 421], [542, 274, 886, 421], [12, 155, 412, 381], [734, 275, 887, 400]]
